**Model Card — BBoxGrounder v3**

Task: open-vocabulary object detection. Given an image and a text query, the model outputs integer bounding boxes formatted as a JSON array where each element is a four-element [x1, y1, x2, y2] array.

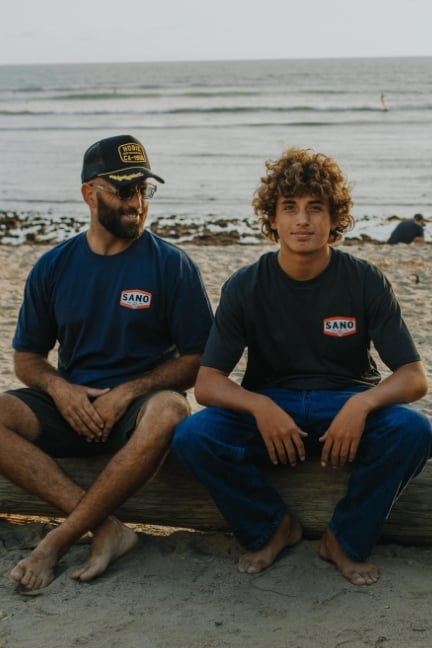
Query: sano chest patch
[[120, 290, 152, 310], [323, 316, 357, 337]]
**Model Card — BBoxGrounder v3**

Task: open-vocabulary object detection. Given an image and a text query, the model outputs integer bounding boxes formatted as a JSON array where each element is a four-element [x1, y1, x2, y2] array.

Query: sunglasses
[[88, 182, 157, 201]]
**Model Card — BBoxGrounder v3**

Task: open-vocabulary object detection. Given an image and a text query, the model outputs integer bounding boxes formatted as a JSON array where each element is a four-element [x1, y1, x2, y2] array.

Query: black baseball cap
[[81, 135, 165, 185]]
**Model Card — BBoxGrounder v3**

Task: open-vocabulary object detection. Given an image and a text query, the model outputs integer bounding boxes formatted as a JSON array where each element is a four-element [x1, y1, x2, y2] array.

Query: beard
[[96, 194, 146, 239]]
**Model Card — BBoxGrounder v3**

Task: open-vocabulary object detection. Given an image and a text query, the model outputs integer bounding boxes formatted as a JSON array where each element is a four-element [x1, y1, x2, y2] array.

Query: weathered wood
[[1, 454, 431, 545]]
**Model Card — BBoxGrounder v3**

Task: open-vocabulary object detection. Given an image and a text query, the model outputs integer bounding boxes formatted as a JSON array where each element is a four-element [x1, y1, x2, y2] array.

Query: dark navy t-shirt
[[388, 220, 424, 244], [13, 231, 213, 388], [201, 248, 419, 391]]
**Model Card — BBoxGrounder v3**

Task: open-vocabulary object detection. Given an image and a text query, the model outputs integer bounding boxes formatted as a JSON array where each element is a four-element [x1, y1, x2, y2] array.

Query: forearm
[[110, 353, 202, 404], [14, 350, 68, 394], [195, 366, 271, 416], [348, 361, 428, 414], [15, 349, 201, 400]]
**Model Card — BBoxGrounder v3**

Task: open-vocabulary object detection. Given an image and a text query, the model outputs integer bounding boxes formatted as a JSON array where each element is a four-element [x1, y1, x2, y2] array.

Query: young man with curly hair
[[173, 148, 432, 586]]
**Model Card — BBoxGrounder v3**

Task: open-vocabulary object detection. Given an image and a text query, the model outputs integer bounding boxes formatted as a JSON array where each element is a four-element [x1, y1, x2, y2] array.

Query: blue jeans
[[172, 387, 432, 560]]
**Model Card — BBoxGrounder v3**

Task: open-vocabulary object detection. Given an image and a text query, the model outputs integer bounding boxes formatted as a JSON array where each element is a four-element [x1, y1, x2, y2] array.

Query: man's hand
[[320, 362, 428, 468], [49, 382, 110, 442], [319, 397, 368, 468], [254, 399, 308, 466], [90, 387, 133, 442]]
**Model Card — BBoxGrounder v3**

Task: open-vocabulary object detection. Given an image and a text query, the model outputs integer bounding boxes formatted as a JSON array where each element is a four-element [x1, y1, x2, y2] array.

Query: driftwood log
[[1, 454, 431, 545]]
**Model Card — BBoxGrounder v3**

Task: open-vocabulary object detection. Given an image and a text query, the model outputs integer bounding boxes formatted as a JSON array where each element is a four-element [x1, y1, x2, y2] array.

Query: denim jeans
[[172, 387, 432, 560]]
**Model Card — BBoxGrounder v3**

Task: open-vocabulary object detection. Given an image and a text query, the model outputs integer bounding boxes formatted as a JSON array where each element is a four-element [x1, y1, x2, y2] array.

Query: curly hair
[[252, 148, 355, 243]]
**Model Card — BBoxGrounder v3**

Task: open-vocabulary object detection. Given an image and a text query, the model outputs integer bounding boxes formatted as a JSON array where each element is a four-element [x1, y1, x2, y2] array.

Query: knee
[[0, 393, 21, 426], [0, 393, 40, 438], [391, 407, 432, 456], [132, 393, 190, 451], [138, 391, 190, 429], [412, 411, 432, 456]]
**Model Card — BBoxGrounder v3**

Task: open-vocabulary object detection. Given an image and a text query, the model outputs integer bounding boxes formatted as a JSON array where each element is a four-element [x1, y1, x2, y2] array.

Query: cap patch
[[118, 143, 148, 165]]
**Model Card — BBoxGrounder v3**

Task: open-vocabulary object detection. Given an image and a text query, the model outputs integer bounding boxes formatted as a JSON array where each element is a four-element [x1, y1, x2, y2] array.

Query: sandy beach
[[1, 240, 432, 648]]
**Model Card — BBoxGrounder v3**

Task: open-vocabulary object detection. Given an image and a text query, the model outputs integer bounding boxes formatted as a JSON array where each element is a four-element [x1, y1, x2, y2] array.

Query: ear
[[81, 183, 97, 209]]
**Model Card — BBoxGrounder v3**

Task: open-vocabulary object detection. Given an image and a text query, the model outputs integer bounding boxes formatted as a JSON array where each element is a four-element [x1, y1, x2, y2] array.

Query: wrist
[[111, 380, 142, 405], [249, 393, 274, 418], [43, 373, 67, 398], [348, 391, 375, 415]]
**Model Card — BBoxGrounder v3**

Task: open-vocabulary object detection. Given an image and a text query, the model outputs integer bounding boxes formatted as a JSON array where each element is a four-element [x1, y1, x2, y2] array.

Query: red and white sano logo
[[120, 289, 152, 310], [323, 316, 357, 337]]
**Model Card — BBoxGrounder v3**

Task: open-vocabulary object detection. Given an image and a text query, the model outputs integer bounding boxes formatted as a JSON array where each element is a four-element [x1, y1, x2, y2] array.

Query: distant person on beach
[[387, 213, 426, 245], [0, 134, 213, 590], [173, 147, 432, 587], [380, 93, 389, 112]]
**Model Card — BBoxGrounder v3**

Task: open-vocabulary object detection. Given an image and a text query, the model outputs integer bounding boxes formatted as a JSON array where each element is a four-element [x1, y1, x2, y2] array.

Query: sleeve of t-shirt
[[12, 257, 58, 354], [167, 253, 214, 356], [365, 265, 420, 371], [200, 273, 247, 372]]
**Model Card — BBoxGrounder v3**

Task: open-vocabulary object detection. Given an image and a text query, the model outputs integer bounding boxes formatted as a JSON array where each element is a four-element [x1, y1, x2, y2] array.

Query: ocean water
[[0, 57, 431, 244]]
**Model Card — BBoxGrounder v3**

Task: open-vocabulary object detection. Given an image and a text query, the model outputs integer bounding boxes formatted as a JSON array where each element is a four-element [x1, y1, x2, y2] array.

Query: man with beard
[[1, 135, 213, 590]]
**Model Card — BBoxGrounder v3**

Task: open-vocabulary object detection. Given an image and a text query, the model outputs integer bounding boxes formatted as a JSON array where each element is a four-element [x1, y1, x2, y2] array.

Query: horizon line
[[1, 54, 432, 68]]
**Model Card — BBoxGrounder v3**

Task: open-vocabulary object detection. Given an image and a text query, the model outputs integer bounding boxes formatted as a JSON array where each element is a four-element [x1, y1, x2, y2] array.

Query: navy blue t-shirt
[[387, 220, 424, 244], [201, 248, 419, 391], [13, 231, 213, 388]]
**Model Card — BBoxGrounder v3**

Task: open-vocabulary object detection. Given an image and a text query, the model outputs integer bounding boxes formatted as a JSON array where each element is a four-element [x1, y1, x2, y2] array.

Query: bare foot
[[71, 517, 138, 583], [10, 531, 64, 590], [319, 528, 380, 586], [238, 513, 302, 574]]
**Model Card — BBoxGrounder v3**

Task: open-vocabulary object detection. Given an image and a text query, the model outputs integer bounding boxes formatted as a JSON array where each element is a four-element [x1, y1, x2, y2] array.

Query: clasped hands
[[49, 381, 130, 442]]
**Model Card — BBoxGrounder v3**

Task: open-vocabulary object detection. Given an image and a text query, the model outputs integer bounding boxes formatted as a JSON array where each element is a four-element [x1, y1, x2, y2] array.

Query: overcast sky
[[2, 0, 432, 65]]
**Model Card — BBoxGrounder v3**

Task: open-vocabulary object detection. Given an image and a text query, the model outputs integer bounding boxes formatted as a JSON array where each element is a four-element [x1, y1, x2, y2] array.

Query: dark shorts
[[6, 387, 186, 458]]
